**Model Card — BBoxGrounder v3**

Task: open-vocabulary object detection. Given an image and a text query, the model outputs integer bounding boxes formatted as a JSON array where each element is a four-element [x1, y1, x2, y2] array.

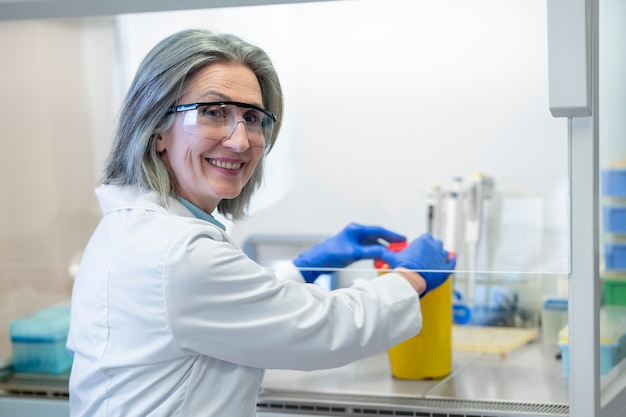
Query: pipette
[[426, 184, 443, 239], [443, 177, 464, 255], [464, 172, 494, 301]]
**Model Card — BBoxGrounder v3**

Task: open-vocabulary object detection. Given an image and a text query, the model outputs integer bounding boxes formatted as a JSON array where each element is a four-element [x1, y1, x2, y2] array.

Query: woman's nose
[[222, 120, 250, 151]]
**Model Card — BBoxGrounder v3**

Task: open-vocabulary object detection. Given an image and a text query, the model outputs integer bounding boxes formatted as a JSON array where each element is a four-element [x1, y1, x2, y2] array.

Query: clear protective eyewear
[[167, 101, 276, 148]]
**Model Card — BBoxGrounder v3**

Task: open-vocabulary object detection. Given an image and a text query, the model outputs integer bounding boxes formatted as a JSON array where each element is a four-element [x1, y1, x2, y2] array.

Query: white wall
[[116, 0, 569, 276], [0, 17, 118, 358]]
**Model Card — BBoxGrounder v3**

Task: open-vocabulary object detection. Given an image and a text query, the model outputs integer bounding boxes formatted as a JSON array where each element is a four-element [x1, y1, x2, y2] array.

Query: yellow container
[[387, 276, 453, 379]]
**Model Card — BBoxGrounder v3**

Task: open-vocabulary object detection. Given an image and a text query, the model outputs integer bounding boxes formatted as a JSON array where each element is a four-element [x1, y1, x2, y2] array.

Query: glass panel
[[0, 0, 571, 409], [599, 0, 626, 385], [115, 0, 570, 282], [114, 0, 571, 407]]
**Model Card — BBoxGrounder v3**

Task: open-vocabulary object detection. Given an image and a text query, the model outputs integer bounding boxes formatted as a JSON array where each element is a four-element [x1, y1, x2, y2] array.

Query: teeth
[[209, 159, 242, 170]]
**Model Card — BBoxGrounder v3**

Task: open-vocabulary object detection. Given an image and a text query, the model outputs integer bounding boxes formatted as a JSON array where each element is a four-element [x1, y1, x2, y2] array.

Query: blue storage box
[[9, 306, 72, 374], [603, 206, 626, 234], [602, 168, 626, 197], [605, 242, 626, 271]]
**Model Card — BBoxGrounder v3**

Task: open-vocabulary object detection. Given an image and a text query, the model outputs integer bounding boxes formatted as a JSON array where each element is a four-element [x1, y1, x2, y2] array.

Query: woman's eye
[[200, 106, 226, 118], [243, 111, 261, 125]]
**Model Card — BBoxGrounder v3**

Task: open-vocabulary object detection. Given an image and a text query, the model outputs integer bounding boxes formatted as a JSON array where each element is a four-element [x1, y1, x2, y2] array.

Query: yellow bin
[[387, 276, 452, 379]]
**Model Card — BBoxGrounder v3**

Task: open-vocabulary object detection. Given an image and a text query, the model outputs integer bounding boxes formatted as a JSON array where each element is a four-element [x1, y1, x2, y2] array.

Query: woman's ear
[[155, 134, 166, 153]]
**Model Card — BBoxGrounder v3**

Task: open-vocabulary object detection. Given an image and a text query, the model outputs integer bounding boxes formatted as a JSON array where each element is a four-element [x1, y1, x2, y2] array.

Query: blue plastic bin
[[605, 242, 626, 271], [603, 206, 626, 234], [9, 306, 72, 374], [602, 168, 626, 197]]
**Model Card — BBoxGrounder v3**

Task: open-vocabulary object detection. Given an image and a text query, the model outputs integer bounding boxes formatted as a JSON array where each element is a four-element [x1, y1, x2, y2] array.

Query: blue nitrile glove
[[293, 223, 407, 283], [381, 232, 456, 297]]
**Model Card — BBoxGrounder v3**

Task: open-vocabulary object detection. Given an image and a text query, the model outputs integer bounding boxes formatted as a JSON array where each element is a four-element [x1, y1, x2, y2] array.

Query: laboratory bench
[[0, 332, 569, 417], [258, 337, 569, 417]]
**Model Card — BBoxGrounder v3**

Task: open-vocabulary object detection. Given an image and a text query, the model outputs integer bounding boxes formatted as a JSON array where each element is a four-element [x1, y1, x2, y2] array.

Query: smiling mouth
[[208, 159, 243, 170]]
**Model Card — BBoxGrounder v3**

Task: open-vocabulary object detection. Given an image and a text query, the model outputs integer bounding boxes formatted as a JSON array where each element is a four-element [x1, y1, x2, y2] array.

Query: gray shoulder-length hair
[[103, 29, 283, 221]]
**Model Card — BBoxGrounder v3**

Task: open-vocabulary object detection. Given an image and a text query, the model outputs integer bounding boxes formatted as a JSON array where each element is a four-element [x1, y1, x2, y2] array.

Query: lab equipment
[[9, 306, 71, 374], [430, 173, 495, 303], [460, 284, 523, 327], [443, 177, 464, 255], [372, 241, 409, 270], [292, 223, 405, 283], [427, 172, 495, 278], [376, 242, 453, 380], [387, 277, 453, 379], [452, 290, 472, 324], [426, 184, 443, 238], [464, 172, 495, 301]]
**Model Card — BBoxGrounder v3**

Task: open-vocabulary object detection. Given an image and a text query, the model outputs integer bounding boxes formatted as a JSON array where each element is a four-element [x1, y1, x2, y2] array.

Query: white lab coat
[[67, 184, 423, 417]]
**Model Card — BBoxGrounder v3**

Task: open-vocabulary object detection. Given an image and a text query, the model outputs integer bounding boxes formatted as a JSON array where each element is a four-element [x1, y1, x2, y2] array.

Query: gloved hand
[[293, 223, 407, 283], [381, 233, 456, 297]]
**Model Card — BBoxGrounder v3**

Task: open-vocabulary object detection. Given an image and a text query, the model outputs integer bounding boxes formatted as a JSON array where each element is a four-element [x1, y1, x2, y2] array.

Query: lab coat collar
[[95, 184, 195, 220], [178, 197, 226, 231]]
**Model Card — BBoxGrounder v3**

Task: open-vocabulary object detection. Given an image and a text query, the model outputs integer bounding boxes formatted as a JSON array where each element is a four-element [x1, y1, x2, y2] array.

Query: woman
[[67, 29, 455, 417]]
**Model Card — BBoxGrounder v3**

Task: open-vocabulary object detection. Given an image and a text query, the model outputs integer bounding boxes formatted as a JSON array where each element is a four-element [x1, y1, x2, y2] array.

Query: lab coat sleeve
[[163, 224, 422, 371], [273, 261, 306, 283]]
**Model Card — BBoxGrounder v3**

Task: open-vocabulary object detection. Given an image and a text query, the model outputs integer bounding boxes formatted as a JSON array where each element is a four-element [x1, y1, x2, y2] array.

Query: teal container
[[9, 306, 72, 374]]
